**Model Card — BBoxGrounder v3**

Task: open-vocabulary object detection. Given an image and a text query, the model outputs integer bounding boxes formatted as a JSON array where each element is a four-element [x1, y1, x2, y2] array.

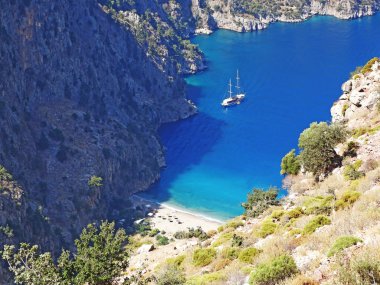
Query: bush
[[165, 255, 186, 268], [302, 195, 334, 215], [270, 210, 285, 220], [187, 272, 225, 285], [156, 235, 169, 246], [88, 175, 103, 188], [344, 141, 359, 157], [303, 215, 331, 234], [334, 190, 361, 210], [298, 122, 347, 177], [280, 149, 300, 175], [336, 251, 380, 284], [231, 234, 244, 247], [225, 219, 244, 229], [192, 248, 217, 267], [221, 247, 241, 260], [285, 207, 304, 219], [258, 219, 277, 238], [155, 265, 186, 285], [343, 160, 364, 181], [242, 188, 280, 218], [361, 57, 380, 74], [327, 236, 362, 257], [238, 248, 261, 264], [249, 254, 298, 285], [174, 227, 208, 241]]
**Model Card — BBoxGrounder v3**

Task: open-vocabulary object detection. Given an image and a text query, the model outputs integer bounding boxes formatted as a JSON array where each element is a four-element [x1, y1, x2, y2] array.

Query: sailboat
[[221, 70, 246, 107]]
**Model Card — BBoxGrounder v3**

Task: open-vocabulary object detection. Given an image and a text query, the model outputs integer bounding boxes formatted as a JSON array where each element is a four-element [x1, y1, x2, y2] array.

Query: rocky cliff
[[192, 0, 380, 33], [0, 0, 195, 258]]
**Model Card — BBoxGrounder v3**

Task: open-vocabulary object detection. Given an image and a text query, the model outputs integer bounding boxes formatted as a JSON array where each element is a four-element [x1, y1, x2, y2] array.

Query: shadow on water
[[141, 83, 225, 203]]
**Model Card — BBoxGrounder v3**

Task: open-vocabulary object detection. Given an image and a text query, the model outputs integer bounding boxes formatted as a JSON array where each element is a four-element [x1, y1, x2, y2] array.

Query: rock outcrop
[[331, 59, 380, 125], [0, 0, 195, 255]]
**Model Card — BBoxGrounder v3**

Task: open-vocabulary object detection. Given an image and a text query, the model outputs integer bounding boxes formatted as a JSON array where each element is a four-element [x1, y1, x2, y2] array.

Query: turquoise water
[[142, 14, 380, 220]]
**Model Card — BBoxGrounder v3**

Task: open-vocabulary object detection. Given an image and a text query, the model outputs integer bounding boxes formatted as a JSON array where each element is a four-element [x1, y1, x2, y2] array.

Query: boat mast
[[228, 79, 233, 98], [236, 70, 240, 93]]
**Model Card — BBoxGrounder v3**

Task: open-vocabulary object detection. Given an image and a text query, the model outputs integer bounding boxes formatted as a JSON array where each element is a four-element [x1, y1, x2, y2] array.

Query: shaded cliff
[[0, 0, 195, 254]]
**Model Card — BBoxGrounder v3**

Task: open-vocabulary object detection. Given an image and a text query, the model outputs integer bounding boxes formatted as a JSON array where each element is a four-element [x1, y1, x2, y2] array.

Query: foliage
[[335, 251, 380, 285], [302, 195, 334, 215], [186, 272, 225, 285], [174, 227, 208, 241], [231, 234, 244, 247], [225, 219, 244, 229], [221, 247, 241, 260], [242, 188, 280, 218], [334, 190, 361, 210], [327, 236, 362, 257], [156, 235, 170, 246], [0, 165, 13, 181], [1, 244, 63, 285], [343, 141, 359, 157], [249, 254, 298, 285], [361, 57, 380, 74], [298, 122, 347, 177], [343, 160, 364, 181], [88, 175, 103, 188], [258, 219, 277, 238], [2, 221, 128, 285], [238, 248, 261, 264], [155, 264, 186, 285], [303, 215, 331, 234], [280, 149, 300, 175], [165, 255, 186, 268], [192, 248, 217, 267]]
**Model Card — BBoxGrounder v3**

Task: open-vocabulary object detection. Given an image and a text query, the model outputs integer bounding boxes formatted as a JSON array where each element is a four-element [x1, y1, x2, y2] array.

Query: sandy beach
[[131, 195, 222, 235]]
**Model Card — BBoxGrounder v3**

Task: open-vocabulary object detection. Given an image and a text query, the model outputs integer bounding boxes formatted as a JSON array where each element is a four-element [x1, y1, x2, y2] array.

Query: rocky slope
[[0, 0, 195, 260], [123, 58, 380, 284]]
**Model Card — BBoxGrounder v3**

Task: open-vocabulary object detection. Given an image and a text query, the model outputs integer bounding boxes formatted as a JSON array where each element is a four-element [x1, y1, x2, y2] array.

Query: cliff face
[[190, 0, 380, 33], [0, 0, 195, 252]]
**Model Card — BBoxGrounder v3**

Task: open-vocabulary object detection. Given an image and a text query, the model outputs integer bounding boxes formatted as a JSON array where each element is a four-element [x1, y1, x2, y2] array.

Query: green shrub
[[249, 254, 298, 285], [336, 252, 380, 285], [344, 141, 359, 157], [343, 160, 364, 181], [242, 188, 280, 218], [186, 272, 225, 285], [298, 122, 347, 177], [221, 247, 241, 260], [280, 149, 300, 175], [258, 219, 277, 238], [225, 219, 244, 229], [302, 195, 334, 215], [192, 248, 217, 267], [212, 232, 234, 247], [303, 215, 331, 234], [334, 190, 361, 210], [88, 175, 103, 188], [156, 264, 186, 285], [231, 234, 244, 247], [165, 255, 186, 268], [361, 57, 380, 74], [270, 210, 285, 220], [327, 236, 362, 257], [156, 235, 169, 246], [174, 227, 208, 241], [238, 248, 261, 264], [284, 207, 304, 220]]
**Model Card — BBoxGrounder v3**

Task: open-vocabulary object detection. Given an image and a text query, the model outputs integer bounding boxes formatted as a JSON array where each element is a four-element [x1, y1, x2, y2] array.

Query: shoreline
[[131, 195, 223, 234]]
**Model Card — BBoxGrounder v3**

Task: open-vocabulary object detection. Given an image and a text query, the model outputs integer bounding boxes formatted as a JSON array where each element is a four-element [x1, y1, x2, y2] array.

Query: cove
[[141, 14, 380, 221]]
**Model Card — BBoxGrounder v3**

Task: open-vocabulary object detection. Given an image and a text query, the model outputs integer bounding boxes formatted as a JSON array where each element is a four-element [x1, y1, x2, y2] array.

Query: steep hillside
[[122, 58, 380, 284], [0, 0, 195, 257]]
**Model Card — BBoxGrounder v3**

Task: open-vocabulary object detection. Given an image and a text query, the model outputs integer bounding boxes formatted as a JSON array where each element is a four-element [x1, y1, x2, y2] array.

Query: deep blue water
[[141, 14, 380, 220]]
